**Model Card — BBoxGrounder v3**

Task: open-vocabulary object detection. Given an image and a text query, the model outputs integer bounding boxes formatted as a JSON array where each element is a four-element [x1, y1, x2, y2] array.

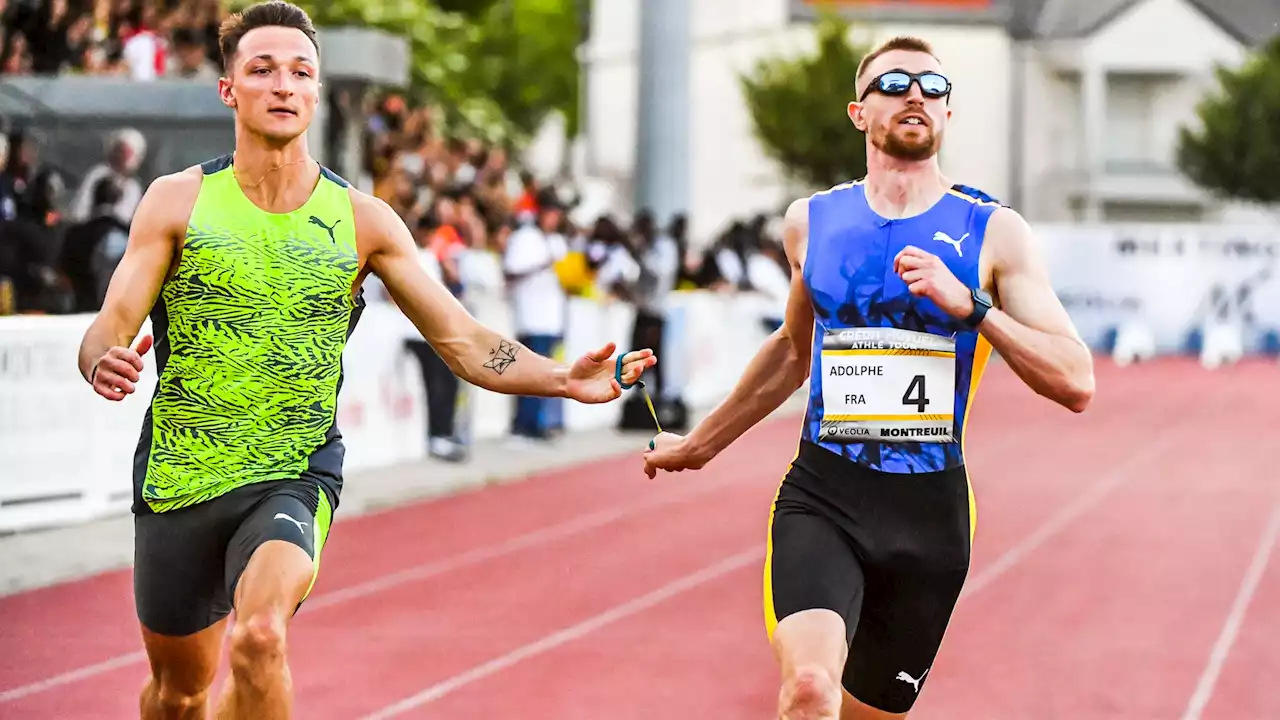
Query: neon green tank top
[[134, 154, 362, 513]]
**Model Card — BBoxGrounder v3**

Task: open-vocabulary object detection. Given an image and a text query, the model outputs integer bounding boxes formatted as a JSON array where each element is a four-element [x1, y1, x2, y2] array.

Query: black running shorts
[[764, 440, 974, 714], [134, 479, 335, 637]]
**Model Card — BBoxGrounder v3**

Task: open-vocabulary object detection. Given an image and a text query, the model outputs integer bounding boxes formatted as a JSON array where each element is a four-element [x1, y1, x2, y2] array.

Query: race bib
[[819, 327, 956, 444]]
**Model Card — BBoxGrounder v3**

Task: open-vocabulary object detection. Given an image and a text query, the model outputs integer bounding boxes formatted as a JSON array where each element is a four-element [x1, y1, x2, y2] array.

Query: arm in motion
[[647, 198, 815, 474], [979, 207, 1095, 412], [78, 171, 196, 399], [360, 194, 652, 401]]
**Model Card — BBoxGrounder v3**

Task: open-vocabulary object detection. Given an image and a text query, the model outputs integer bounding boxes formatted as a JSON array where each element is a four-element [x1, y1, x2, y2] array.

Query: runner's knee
[[229, 612, 288, 674], [146, 672, 213, 714], [781, 665, 842, 719]]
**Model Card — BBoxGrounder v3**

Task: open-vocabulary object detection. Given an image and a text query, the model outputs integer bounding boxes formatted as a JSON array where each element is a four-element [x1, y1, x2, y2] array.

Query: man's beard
[[872, 122, 942, 162]]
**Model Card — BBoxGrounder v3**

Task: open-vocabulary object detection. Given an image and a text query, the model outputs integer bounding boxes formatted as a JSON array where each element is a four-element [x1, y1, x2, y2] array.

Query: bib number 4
[[902, 374, 929, 413], [817, 327, 957, 444]]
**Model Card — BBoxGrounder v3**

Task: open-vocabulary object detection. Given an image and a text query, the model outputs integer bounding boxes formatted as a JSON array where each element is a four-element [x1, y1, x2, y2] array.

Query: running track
[[1, 358, 1278, 719]]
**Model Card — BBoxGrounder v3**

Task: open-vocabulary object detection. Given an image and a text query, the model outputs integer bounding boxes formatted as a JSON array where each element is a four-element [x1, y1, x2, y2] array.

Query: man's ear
[[847, 101, 866, 132], [218, 76, 236, 109]]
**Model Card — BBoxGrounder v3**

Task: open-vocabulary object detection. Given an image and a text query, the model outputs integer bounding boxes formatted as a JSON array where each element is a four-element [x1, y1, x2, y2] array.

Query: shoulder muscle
[[983, 206, 1084, 340], [985, 207, 1039, 273], [137, 166, 203, 241], [348, 186, 418, 276], [782, 196, 810, 272], [92, 167, 202, 330], [350, 187, 410, 252]]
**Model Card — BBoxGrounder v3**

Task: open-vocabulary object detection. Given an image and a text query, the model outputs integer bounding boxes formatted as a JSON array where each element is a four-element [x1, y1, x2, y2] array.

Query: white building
[[1014, 0, 1279, 223], [580, 0, 1278, 243]]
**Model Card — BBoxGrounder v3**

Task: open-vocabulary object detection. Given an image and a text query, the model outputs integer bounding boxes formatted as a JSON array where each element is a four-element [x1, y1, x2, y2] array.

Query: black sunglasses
[[859, 70, 952, 102]]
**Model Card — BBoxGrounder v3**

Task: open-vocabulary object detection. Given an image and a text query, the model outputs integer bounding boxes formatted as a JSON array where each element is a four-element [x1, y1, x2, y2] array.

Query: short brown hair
[[855, 36, 940, 84], [218, 1, 319, 73]]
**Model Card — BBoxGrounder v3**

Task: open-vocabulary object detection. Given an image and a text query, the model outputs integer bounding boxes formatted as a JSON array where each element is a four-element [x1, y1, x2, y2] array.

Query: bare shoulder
[[986, 205, 1032, 238], [149, 165, 204, 198], [984, 205, 1041, 269], [782, 196, 810, 270], [348, 184, 393, 225], [347, 184, 391, 217], [136, 165, 204, 234], [347, 185, 409, 254], [783, 196, 810, 230]]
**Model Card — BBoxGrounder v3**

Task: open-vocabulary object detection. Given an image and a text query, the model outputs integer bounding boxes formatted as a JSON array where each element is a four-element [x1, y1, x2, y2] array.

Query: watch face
[[974, 289, 993, 308]]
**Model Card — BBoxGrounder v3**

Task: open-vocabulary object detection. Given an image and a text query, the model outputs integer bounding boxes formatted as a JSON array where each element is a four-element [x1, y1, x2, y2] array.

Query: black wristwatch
[[965, 287, 993, 328]]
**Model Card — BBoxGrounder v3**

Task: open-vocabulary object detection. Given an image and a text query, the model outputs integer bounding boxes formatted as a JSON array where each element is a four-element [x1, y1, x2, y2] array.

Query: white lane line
[[0, 478, 736, 704], [1180, 496, 1280, 720], [359, 548, 763, 719], [958, 429, 1183, 601]]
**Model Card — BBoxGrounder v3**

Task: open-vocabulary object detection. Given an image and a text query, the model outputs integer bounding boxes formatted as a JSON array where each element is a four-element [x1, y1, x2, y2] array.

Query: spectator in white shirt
[[617, 209, 680, 431], [119, 6, 165, 82], [68, 128, 146, 227], [746, 239, 791, 333], [502, 198, 568, 440]]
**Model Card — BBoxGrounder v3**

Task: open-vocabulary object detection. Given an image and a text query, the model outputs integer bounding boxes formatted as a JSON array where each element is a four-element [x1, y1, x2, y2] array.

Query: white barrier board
[[0, 315, 152, 530], [1039, 224, 1280, 353], [0, 290, 773, 533], [8, 222, 1278, 533]]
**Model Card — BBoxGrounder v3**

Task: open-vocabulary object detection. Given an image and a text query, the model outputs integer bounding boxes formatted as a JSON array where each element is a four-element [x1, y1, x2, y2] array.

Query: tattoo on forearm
[[483, 339, 520, 375]]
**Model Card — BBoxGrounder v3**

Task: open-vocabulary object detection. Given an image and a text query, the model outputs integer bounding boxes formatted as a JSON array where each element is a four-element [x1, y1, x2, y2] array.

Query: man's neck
[[232, 130, 318, 213], [863, 147, 948, 219]]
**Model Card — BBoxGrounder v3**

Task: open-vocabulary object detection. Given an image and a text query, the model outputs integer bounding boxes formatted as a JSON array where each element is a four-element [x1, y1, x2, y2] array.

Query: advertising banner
[[1038, 224, 1280, 354]]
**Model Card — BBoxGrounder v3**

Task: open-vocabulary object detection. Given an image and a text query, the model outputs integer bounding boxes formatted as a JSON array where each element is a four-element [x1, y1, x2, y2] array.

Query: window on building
[[1104, 74, 1161, 173]]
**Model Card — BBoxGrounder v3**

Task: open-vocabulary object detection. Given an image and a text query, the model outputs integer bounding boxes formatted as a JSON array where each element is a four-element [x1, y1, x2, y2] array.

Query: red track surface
[[2, 358, 1278, 719]]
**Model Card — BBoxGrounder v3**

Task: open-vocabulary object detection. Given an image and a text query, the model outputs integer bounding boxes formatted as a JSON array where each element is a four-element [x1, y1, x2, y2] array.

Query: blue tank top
[[801, 181, 1002, 474]]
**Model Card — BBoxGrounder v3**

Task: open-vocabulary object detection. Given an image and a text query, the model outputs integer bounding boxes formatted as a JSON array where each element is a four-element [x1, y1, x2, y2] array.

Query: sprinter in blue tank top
[[644, 35, 1095, 719]]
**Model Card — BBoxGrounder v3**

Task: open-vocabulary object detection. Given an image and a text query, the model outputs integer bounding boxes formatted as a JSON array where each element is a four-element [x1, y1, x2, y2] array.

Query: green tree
[[466, 0, 583, 139], [433, 0, 503, 17], [1177, 36, 1280, 204], [740, 11, 871, 191], [225, 0, 500, 137]]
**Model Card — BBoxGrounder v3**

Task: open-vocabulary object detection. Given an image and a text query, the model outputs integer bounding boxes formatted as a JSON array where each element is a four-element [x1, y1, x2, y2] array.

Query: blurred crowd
[[357, 92, 792, 461], [0, 0, 791, 460], [0, 90, 791, 458], [1, 0, 225, 80], [0, 126, 146, 316]]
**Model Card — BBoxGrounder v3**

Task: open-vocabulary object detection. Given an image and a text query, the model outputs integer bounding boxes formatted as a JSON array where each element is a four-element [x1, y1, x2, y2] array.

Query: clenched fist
[[91, 334, 153, 401], [893, 245, 975, 320]]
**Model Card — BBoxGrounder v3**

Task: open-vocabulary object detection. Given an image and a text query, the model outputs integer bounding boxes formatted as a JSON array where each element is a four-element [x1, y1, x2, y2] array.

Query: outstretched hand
[[642, 431, 710, 479], [565, 342, 656, 404], [91, 334, 153, 402]]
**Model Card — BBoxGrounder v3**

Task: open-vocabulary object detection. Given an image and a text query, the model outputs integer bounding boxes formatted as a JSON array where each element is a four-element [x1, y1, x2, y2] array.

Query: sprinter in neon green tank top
[[76, 3, 657, 716], [145, 155, 360, 512]]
